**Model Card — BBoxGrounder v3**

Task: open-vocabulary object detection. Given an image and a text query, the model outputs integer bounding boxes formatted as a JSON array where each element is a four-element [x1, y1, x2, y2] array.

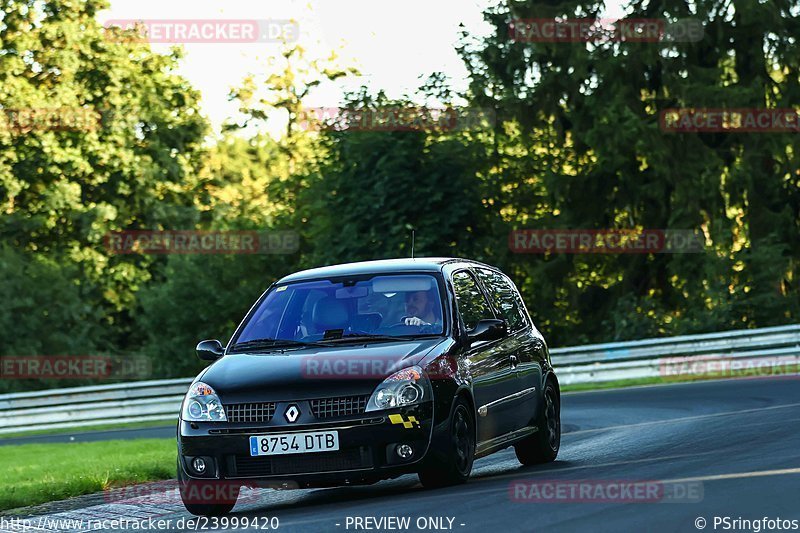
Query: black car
[[177, 258, 561, 515]]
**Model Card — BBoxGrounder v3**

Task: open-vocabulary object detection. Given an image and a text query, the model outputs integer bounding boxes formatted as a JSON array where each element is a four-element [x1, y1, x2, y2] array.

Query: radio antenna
[[411, 230, 415, 259]]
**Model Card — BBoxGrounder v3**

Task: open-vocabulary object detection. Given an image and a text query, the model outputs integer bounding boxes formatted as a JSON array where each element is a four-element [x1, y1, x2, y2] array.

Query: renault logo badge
[[284, 404, 300, 423]]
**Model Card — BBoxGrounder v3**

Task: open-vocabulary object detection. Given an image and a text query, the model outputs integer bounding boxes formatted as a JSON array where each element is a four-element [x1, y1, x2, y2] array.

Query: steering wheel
[[383, 323, 426, 335], [384, 322, 440, 335]]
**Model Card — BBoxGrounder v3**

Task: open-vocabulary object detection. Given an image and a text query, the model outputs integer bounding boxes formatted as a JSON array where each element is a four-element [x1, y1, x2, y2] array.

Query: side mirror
[[196, 339, 224, 361], [467, 319, 507, 343]]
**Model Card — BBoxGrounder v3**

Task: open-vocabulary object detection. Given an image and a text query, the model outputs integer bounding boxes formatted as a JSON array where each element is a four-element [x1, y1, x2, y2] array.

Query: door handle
[[510, 354, 519, 370]]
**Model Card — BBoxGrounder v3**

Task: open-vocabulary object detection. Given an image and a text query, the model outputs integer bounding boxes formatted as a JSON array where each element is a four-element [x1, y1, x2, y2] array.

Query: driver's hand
[[404, 317, 430, 326]]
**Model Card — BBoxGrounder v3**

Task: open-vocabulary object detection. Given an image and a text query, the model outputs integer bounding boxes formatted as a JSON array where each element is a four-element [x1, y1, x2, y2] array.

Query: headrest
[[311, 296, 349, 330]]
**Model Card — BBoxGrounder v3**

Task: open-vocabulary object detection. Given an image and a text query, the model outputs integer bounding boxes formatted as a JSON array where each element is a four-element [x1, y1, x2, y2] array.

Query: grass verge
[[561, 376, 679, 392], [0, 438, 175, 512], [560, 372, 798, 392]]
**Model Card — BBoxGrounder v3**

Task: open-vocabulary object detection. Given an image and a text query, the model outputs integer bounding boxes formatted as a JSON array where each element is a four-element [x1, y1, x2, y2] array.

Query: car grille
[[310, 395, 369, 419], [232, 447, 373, 477], [226, 402, 277, 423]]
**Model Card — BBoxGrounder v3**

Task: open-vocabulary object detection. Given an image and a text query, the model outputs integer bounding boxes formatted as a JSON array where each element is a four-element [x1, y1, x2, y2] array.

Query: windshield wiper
[[230, 338, 327, 352], [319, 333, 405, 343]]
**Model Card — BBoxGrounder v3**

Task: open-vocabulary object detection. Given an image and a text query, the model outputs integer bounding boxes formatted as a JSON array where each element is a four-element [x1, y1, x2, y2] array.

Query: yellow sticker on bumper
[[388, 414, 420, 429]]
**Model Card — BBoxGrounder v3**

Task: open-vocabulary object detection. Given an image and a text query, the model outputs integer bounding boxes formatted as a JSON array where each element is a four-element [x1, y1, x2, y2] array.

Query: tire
[[514, 380, 560, 465], [418, 397, 475, 488], [177, 459, 238, 516]]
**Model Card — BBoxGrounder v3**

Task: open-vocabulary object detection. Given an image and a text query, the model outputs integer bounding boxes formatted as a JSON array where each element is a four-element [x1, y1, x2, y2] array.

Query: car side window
[[452, 270, 494, 331], [475, 268, 529, 332]]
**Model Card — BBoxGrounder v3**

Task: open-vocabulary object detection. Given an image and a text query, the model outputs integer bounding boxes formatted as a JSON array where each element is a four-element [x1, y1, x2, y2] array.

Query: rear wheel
[[514, 380, 560, 465], [177, 459, 238, 516], [418, 397, 475, 488]]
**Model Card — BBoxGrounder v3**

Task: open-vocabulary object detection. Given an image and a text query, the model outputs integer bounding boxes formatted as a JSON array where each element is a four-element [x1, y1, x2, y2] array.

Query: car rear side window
[[452, 270, 494, 331], [475, 268, 528, 332]]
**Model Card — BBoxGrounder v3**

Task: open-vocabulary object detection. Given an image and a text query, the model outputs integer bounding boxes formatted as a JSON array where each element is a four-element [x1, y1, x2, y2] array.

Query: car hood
[[199, 338, 445, 403]]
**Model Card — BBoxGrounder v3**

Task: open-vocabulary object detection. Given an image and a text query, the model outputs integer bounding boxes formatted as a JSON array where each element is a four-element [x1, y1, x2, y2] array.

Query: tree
[[299, 90, 494, 266], [132, 43, 356, 374], [457, 0, 800, 344], [225, 44, 357, 221], [0, 0, 209, 340], [0, 246, 107, 392]]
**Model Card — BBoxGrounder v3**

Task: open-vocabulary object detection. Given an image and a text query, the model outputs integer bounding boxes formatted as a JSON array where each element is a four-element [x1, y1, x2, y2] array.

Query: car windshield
[[233, 274, 445, 347]]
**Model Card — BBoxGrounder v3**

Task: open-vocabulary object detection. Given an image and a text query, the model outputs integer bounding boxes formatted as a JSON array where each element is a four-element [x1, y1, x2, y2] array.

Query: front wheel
[[418, 397, 475, 488], [515, 380, 560, 465]]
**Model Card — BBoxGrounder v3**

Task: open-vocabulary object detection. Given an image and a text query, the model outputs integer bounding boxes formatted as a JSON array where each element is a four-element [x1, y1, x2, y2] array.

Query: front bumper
[[178, 403, 433, 487]]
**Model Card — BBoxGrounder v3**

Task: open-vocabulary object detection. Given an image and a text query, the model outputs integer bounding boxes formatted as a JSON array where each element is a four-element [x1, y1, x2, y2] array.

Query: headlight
[[181, 382, 227, 422], [365, 365, 431, 412]]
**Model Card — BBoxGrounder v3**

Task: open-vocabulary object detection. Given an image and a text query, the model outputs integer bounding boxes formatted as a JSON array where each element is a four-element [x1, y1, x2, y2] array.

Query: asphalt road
[[0, 425, 175, 446], [6, 377, 800, 533]]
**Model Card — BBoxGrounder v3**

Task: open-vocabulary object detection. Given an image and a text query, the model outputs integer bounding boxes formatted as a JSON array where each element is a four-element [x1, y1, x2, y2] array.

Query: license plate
[[249, 431, 339, 456]]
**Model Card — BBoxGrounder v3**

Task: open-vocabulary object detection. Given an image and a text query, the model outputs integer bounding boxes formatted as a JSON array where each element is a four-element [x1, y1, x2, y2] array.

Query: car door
[[474, 268, 543, 433], [450, 269, 519, 442]]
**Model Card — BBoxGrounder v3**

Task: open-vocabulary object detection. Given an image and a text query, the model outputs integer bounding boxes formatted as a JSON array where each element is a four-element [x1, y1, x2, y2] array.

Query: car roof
[[277, 257, 498, 283]]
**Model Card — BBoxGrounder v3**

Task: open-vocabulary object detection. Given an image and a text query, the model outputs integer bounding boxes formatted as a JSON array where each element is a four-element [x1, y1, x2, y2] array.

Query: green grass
[[561, 376, 678, 392], [0, 419, 176, 440], [0, 439, 175, 512], [561, 371, 798, 392]]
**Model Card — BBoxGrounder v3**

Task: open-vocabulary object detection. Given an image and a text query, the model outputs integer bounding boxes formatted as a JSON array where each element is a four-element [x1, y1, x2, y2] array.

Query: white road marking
[[662, 467, 800, 484]]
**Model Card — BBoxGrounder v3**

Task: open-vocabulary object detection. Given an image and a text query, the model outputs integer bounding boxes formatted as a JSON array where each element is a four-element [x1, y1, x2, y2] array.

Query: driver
[[403, 290, 440, 327]]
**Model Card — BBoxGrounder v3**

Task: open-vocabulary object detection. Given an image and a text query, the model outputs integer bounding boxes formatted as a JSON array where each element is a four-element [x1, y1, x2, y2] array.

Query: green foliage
[[457, 0, 800, 345], [299, 91, 494, 265], [135, 252, 299, 378], [1, 0, 798, 392], [131, 44, 353, 378], [0, 0, 209, 322], [0, 247, 104, 355], [0, 246, 109, 392]]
